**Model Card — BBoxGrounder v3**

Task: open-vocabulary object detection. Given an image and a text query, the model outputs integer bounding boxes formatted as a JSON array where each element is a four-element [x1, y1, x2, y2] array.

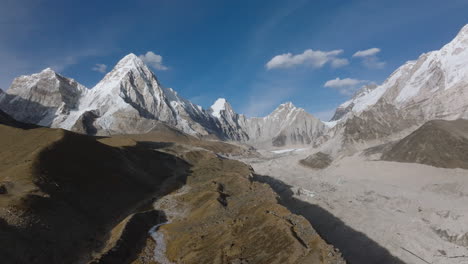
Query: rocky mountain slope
[[209, 98, 249, 141], [322, 24, 468, 155], [330, 84, 378, 121], [381, 119, 468, 169], [332, 24, 468, 123], [1, 24, 467, 152], [0, 68, 87, 126], [0, 112, 343, 264], [209, 99, 326, 147], [243, 102, 326, 147], [0, 55, 326, 147]]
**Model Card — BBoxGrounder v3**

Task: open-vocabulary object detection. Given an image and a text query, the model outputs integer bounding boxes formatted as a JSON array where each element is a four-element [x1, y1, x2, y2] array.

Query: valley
[[0, 17, 467, 264], [240, 149, 468, 264]]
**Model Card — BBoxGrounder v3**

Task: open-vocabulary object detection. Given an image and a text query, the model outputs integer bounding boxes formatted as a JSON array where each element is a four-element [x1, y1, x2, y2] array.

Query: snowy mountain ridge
[[320, 24, 468, 156], [1, 24, 468, 149], [331, 24, 468, 124], [0, 54, 324, 146]]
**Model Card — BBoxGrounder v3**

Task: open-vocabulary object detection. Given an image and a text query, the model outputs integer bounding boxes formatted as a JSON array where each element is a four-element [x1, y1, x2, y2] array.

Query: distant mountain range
[[1, 24, 467, 151]]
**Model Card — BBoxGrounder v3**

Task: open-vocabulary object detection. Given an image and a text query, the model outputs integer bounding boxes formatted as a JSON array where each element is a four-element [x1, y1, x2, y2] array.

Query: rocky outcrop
[[381, 119, 468, 169], [330, 84, 378, 121], [243, 102, 326, 147], [300, 152, 333, 169], [0, 68, 87, 126], [0, 108, 38, 129], [209, 98, 249, 141]]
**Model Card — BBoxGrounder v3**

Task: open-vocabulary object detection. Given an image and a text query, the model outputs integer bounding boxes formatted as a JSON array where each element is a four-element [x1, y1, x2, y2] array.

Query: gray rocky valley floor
[[237, 148, 468, 264]]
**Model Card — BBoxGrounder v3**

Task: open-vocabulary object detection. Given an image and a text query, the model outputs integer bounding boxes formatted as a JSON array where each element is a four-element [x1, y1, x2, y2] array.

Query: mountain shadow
[[0, 124, 191, 264], [252, 174, 406, 264], [0, 92, 59, 126], [92, 210, 168, 264]]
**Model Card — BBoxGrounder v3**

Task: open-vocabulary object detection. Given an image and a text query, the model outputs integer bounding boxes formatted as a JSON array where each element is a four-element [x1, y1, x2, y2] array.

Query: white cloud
[[266, 49, 348, 70], [92, 63, 107, 73], [352, 48, 386, 69], [331, 58, 349, 68], [139, 51, 168, 70], [324, 77, 369, 95], [362, 56, 386, 69], [352, 48, 381, 57], [324, 77, 366, 88]]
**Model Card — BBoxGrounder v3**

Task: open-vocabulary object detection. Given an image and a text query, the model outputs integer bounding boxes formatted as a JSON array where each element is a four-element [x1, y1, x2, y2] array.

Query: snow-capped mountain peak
[[115, 53, 146, 70], [323, 24, 468, 156], [210, 98, 227, 118], [210, 98, 237, 119], [278, 101, 296, 109], [41, 67, 55, 74], [92, 53, 157, 92], [0, 67, 87, 126], [267, 102, 302, 119]]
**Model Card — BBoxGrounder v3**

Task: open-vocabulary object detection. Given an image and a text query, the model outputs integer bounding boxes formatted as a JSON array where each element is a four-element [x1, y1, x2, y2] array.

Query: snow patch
[[323, 120, 338, 128], [271, 148, 307, 154], [210, 98, 227, 118]]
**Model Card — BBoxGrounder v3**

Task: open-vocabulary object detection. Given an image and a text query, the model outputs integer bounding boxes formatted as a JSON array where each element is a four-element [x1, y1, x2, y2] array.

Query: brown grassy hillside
[[0, 123, 189, 263], [0, 112, 343, 264], [382, 119, 468, 169]]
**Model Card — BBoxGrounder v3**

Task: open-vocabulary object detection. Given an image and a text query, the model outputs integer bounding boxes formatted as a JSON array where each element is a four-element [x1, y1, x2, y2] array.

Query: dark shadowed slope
[[382, 119, 468, 169], [0, 109, 38, 129], [0, 122, 190, 263], [0, 113, 343, 264], [253, 175, 406, 264]]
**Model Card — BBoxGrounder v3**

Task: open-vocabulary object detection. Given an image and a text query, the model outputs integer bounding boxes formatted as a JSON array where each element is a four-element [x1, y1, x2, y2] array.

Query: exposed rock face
[[243, 102, 326, 147], [0, 109, 38, 129], [163, 87, 222, 138], [60, 54, 223, 136], [0, 55, 223, 137], [0, 55, 325, 147], [0, 68, 87, 126], [381, 119, 468, 169], [209, 98, 249, 141], [324, 24, 468, 154], [330, 84, 378, 121], [300, 152, 333, 169]]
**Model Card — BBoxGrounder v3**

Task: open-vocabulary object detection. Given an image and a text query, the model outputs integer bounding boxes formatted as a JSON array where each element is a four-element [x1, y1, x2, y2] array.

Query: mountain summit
[[0, 68, 87, 126], [0, 54, 327, 146], [1, 24, 468, 149], [321, 24, 468, 155]]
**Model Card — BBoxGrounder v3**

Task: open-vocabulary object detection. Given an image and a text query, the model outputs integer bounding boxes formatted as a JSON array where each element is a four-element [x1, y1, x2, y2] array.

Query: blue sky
[[1, 0, 467, 120]]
